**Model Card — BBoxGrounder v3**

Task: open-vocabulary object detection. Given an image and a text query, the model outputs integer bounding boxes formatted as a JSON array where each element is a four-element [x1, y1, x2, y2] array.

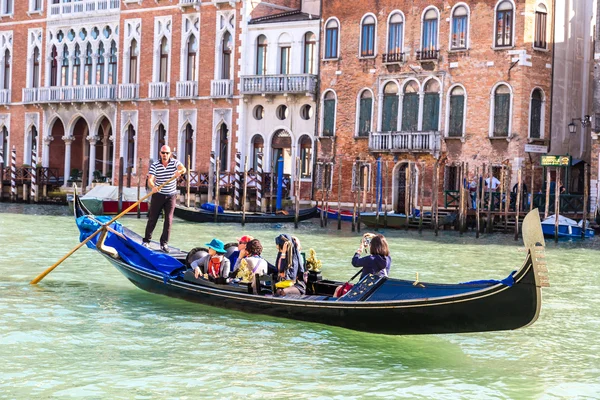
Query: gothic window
[[186, 35, 198, 81], [360, 15, 376, 57], [61, 45, 69, 86], [50, 45, 58, 87], [324, 19, 339, 59], [183, 123, 194, 165], [32, 47, 40, 88], [529, 89, 543, 139], [299, 135, 312, 179], [159, 37, 169, 83], [451, 5, 468, 50], [322, 91, 336, 136], [96, 42, 105, 84], [382, 82, 399, 132], [84, 43, 93, 85], [492, 84, 511, 137], [218, 124, 229, 172], [156, 123, 166, 159], [108, 41, 117, 85], [448, 86, 466, 137], [495, 1, 514, 47], [2, 49, 10, 90], [126, 125, 136, 172], [303, 32, 316, 74], [401, 81, 419, 131], [1, 126, 7, 165], [72, 44, 81, 85], [357, 90, 372, 137], [422, 79, 440, 131], [129, 39, 138, 84], [221, 31, 232, 80], [256, 35, 267, 75]]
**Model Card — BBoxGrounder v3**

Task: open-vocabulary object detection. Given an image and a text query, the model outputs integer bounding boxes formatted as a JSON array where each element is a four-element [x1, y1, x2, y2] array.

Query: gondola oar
[[30, 174, 180, 285]]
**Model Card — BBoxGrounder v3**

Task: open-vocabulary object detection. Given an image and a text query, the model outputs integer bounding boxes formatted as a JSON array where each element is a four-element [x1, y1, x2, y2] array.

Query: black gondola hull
[[174, 205, 318, 223]]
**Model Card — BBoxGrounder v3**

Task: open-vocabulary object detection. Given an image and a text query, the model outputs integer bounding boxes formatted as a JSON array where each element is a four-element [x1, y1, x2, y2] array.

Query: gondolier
[[143, 145, 186, 252]]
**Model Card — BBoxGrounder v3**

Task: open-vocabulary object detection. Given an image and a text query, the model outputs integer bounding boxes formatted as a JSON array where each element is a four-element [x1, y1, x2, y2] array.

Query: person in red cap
[[227, 235, 253, 273]]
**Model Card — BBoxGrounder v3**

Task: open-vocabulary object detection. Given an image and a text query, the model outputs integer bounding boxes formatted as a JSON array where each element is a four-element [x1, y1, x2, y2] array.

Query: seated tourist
[[228, 235, 253, 270], [233, 239, 268, 293], [191, 238, 231, 283], [274, 234, 306, 297]]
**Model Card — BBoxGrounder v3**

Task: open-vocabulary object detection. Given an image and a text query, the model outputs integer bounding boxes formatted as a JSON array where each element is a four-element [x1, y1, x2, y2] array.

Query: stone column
[[91, 54, 98, 85], [56, 56, 64, 88], [417, 91, 425, 132], [42, 135, 53, 168], [62, 135, 74, 187], [397, 93, 404, 132], [87, 135, 99, 186]]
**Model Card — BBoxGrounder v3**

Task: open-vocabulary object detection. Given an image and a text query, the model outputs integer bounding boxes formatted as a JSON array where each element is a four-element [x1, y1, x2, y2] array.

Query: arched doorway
[[153, 123, 166, 162], [71, 117, 89, 184], [250, 134, 264, 171], [125, 124, 136, 186], [91, 117, 112, 184], [25, 126, 38, 166], [271, 129, 292, 175], [182, 123, 194, 168], [217, 123, 229, 172], [395, 163, 408, 214], [1, 125, 9, 165]]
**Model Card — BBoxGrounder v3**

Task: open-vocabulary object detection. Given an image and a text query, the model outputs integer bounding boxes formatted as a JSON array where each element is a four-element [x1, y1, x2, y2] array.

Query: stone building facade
[[317, 0, 554, 211]]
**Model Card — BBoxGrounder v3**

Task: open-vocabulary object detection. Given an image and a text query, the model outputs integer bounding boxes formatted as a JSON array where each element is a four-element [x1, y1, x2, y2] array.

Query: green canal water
[[0, 204, 599, 399]]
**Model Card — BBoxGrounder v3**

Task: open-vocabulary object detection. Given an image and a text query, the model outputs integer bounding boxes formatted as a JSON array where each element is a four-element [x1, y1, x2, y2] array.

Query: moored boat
[[73, 194, 549, 335], [541, 214, 595, 239], [68, 185, 149, 215], [317, 207, 354, 222], [174, 204, 318, 223]]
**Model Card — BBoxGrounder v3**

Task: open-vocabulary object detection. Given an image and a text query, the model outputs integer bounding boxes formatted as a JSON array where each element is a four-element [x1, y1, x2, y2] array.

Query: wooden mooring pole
[[294, 157, 300, 229], [242, 156, 249, 227], [514, 167, 522, 241], [405, 164, 410, 231], [418, 162, 424, 234], [137, 157, 142, 218], [118, 156, 124, 213], [214, 157, 220, 223], [384, 160, 389, 229], [544, 168, 551, 219], [433, 160, 439, 236], [554, 167, 560, 243], [337, 160, 342, 230], [582, 163, 589, 238], [186, 155, 191, 208], [475, 166, 481, 238], [486, 163, 493, 234]]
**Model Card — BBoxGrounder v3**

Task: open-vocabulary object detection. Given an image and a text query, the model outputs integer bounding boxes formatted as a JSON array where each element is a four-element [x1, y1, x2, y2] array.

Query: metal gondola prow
[[521, 209, 550, 288]]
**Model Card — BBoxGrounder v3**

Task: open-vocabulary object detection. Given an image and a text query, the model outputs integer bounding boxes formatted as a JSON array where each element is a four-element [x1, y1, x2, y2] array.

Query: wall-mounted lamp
[[568, 115, 591, 134]]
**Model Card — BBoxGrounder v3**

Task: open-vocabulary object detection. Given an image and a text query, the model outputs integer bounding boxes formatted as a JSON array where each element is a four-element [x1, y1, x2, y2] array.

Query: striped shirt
[[149, 159, 183, 195]]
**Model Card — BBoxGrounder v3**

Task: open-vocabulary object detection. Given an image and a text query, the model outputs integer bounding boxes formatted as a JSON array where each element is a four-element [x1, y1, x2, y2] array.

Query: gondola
[[73, 193, 549, 335], [173, 204, 318, 223]]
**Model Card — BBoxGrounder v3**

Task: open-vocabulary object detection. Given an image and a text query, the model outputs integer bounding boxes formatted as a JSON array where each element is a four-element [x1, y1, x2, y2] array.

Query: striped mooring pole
[[10, 145, 16, 202], [256, 152, 263, 211], [30, 148, 37, 203], [234, 151, 241, 210]]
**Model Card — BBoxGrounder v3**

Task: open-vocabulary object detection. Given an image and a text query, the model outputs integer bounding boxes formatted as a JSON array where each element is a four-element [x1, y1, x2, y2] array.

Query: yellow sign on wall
[[541, 155, 571, 167]]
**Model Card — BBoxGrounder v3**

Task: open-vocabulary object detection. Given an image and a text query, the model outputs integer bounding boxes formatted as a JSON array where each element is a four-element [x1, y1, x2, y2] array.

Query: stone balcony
[[176, 81, 198, 98], [149, 82, 170, 100], [118, 84, 139, 101], [210, 79, 233, 98], [368, 131, 440, 154], [34, 85, 117, 103], [0, 89, 10, 105], [178, 0, 201, 9], [49, 0, 120, 18], [241, 74, 317, 96]]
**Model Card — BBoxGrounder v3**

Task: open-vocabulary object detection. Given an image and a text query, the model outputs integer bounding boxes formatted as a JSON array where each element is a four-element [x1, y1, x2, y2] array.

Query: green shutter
[[530, 98, 542, 139], [401, 93, 419, 131], [323, 99, 335, 136], [494, 94, 510, 137], [448, 95, 464, 137], [358, 97, 372, 136], [382, 94, 398, 132], [422, 93, 439, 131]]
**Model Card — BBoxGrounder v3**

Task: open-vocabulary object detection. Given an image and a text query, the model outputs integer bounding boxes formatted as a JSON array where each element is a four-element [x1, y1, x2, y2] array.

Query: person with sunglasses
[[142, 145, 186, 252], [227, 235, 253, 275]]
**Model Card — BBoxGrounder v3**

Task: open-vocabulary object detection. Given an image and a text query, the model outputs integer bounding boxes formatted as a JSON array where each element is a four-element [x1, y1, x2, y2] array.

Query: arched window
[[382, 82, 398, 132], [1, 126, 8, 165], [60, 45, 69, 86], [159, 37, 169, 83], [186, 35, 198, 81], [108, 41, 117, 85], [96, 42, 105, 84], [251, 134, 264, 171], [299, 135, 312, 178], [530, 89, 543, 139], [126, 125, 136, 172], [50, 46, 58, 87], [72, 44, 81, 85], [493, 84, 511, 137], [360, 15, 376, 57], [271, 129, 291, 175], [401, 81, 419, 131], [2, 0, 12, 15], [387, 12, 404, 60], [322, 91, 336, 136], [303, 32, 316, 74], [534, 4, 547, 49], [129, 39, 138, 84], [183, 123, 194, 165], [422, 80, 440, 131], [256, 35, 267, 75], [156, 123, 166, 160], [324, 19, 339, 59], [221, 31, 232, 80], [357, 90, 372, 136], [421, 8, 439, 58], [2, 49, 10, 90], [279, 37, 291, 74], [451, 5, 468, 50], [32, 47, 40, 88], [495, 1, 514, 47], [218, 124, 229, 172], [84, 43, 93, 85], [448, 86, 466, 137]]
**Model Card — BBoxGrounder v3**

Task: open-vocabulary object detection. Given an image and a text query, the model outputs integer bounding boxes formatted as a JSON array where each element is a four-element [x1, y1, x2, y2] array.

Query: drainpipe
[[311, 0, 324, 202]]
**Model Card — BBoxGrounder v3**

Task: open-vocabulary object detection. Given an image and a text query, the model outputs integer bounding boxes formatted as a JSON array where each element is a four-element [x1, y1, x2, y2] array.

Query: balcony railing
[[416, 49, 440, 61], [23, 88, 38, 104], [210, 79, 233, 98], [241, 74, 317, 95], [49, 0, 120, 17], [382, 52, 405, 64], [118, 84, 139, 101], [0, 89, 10, 105], [37, 85, 117, 103], [149, 82, 170, 99], [176, 81, 198, 98], [179, 0, 201, 7], [368, 131, 440, 153]]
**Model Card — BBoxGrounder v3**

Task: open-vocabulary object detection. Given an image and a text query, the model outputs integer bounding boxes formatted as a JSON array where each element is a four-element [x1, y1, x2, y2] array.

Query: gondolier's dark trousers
[[144, 192, 177, 245]]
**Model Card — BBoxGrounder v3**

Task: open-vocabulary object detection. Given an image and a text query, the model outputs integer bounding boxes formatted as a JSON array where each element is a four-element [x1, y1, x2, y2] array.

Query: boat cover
[[82, 185, 149, 202], [77, 216, 184, 276]]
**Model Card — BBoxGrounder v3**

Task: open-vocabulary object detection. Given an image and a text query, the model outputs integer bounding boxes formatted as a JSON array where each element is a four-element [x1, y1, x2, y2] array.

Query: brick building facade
[[317, 0, 554, 212]]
